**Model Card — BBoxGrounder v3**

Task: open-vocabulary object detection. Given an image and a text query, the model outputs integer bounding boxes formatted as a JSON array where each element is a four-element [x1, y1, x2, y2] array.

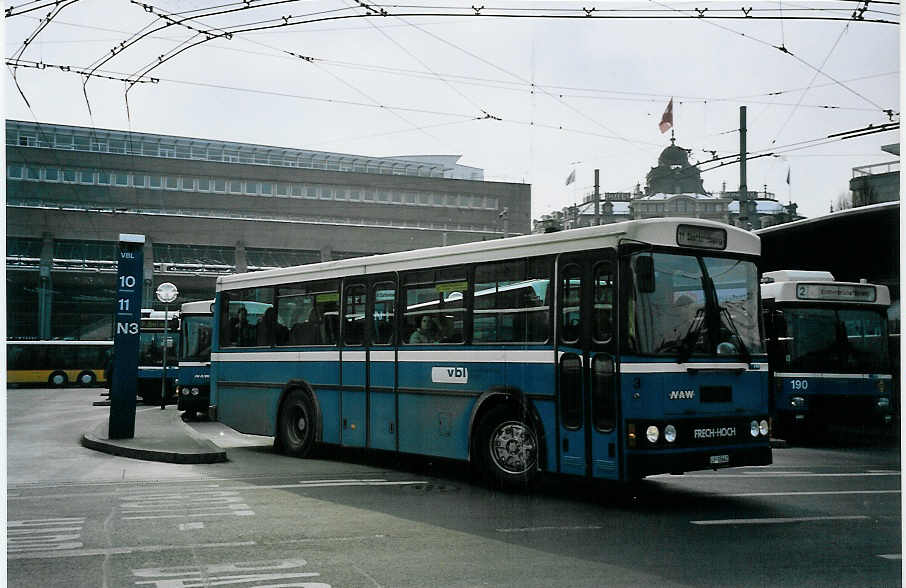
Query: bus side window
[[593, 261, 613, 344], [372, 282, 396, 345], [343, 284, 366, 346], [560, 264, 582, 344]]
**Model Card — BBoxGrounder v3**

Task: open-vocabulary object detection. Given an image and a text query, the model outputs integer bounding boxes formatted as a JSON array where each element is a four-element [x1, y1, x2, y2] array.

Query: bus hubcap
[[490, 421, 536, 475]]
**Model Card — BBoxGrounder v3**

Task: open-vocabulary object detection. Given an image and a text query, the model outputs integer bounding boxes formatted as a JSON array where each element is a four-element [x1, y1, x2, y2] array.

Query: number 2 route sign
[[109, 233, 145, 439]]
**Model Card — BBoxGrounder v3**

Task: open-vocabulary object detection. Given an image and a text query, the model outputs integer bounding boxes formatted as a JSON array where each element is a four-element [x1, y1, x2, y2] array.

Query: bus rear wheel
[[278, 390, 316, 458], [77, 371, 96, 387], [49, 371, 68, 387], [476, 405, 540, 491]]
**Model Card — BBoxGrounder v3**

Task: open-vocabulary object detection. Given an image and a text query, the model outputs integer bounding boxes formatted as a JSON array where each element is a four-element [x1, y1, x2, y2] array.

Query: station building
[[6, 119, 531, 340], [533, 139, 801, 232]]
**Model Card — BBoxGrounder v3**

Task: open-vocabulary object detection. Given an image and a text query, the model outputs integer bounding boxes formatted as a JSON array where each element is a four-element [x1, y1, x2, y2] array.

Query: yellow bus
[[7, 340, 113, 387]]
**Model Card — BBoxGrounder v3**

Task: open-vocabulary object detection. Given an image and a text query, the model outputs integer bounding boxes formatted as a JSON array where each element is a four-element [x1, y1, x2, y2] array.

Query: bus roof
[[763, 270, 835, 283], [180, 300, 214, 315], [141, 309, 180, 320], [7, 340, 112, 346], [217, 218, 760, 292]]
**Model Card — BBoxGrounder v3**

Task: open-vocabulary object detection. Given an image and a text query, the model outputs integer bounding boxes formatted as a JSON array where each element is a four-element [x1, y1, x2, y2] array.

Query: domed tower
[[645, 138, 706, 195]]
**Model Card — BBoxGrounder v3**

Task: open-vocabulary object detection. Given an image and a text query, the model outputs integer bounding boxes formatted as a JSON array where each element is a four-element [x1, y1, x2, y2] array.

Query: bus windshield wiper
[[719, 305, 751, 364], [677, 308, 705, 364]]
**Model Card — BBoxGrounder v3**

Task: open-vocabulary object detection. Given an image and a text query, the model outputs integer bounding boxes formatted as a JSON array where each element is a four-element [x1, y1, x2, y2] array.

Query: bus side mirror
[[635, 256, 656, 293]]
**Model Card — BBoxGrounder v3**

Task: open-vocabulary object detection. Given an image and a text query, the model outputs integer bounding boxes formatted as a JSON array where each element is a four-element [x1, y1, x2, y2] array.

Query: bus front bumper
[[177, 387, 210, 412], [626, 444, 772, 479]]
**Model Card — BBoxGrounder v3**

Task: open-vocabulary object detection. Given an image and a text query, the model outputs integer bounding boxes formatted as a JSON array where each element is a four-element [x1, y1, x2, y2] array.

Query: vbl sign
[[108, 234, 145, 439]]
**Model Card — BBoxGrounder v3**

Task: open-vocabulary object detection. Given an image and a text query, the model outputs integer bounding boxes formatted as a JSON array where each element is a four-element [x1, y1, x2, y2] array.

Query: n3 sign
[[117, 322, 139, 335]]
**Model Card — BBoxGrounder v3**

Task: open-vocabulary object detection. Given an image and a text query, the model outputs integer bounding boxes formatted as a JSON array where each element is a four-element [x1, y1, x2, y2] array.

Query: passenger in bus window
[[409, 315, 437, 343], [257, 307, 276, 346], [234, 306, 253, 346]]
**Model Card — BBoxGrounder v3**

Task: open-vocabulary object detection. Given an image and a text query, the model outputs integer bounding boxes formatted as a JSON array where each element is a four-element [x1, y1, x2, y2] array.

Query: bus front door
[[557, 252, 619, 481]]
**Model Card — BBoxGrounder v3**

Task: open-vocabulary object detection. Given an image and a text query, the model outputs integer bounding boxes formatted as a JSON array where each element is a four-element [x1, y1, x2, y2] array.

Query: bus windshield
[[180, 315, 212, 362], [776, 307, 889, 373], [628, 252, 763, 358], [139, 332, 177, 367]]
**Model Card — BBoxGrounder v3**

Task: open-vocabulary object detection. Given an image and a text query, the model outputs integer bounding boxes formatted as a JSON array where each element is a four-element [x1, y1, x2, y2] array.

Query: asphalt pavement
[[81, 402, 227, 464]]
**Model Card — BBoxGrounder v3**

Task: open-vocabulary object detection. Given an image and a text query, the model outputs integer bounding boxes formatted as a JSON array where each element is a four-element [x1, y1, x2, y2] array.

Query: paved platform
[[81, 406, 227, 464]]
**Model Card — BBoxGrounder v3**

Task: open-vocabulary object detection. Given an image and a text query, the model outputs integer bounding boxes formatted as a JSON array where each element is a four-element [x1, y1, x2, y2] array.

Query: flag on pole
[[786, 168, 790, 185], [659, 98, 674, 134], [565, 169, 576, 186]]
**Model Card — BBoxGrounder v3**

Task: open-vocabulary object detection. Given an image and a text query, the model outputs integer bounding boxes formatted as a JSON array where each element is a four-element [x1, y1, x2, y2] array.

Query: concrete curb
[[81, 413, 227, 464]]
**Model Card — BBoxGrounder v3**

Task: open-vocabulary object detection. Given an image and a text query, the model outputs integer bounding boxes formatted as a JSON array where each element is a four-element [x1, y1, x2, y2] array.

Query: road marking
[[124, 511, 255, 520], [178, 522, 204, 531], [730, 490, 901, 497], [691, 515, 869, 526], [496, 525, 603, 533], [296, 480, 428, 488], [283, 534, 388, 544], [8, 518, 85, 553], [120, 489, 255, 520], [878, 554, 901, 560], [8, 541, 256, 560], [680, 472, 899, 478], [132, 558, 326, 587], [742, 470, 812, 475]]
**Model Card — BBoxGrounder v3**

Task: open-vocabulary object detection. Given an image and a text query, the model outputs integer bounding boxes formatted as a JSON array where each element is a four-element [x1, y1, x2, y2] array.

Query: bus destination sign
[[796, 283, 876, 303], [676, 224, 727, 250]]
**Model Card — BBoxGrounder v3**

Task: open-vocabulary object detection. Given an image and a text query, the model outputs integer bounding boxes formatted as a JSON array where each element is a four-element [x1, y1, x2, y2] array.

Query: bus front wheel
[[49, 371, 68, 387], [476, 405, 540, 490], [278, 390, 316, 458]]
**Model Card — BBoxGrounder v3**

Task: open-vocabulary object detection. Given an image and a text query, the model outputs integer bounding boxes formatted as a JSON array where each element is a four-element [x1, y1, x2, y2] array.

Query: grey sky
[[5, 1, 900, 220]]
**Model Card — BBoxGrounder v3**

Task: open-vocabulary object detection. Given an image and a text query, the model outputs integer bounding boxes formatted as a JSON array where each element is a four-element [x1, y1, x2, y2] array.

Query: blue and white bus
[[137, 309, 180, 404], [761, 270, 893, 438], [176, 300, 213, 419], [210, 218, 771, 488]]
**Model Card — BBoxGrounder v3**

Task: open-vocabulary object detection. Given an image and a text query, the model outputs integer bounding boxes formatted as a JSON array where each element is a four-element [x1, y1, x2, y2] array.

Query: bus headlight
[[646, 425, 659, 444], [759, 419, 769, 436], [180, 387, 189, 396], [877, 397, 890, 408], [191, 387, 200, 396], [664, 424, 677, 443], [790, 396, 806, 409], [750, 420, 759, 437]]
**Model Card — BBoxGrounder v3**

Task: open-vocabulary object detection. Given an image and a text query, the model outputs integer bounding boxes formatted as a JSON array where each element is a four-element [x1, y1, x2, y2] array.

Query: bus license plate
[[709, 454, 729, 465]]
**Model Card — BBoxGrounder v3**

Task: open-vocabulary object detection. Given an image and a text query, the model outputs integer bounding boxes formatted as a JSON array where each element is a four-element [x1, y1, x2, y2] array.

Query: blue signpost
[[109, 234, 145, 439]]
